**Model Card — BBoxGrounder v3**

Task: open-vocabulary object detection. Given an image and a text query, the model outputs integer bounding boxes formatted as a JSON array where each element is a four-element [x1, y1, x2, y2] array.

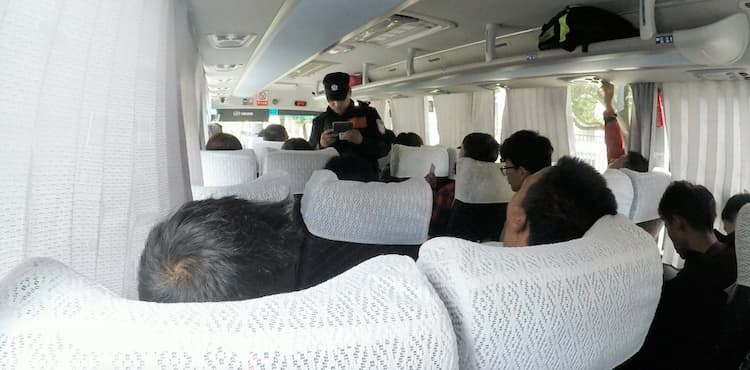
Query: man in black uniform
[[309, 72, 389, 171]]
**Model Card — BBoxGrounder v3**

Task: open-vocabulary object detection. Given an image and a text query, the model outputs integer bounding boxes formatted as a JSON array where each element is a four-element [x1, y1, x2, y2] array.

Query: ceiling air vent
[[207, 33, 257, 49], [689, 68, 750, 81], [289, 61, 338, 78], [206, 64, 244, 72], [347, 12, 456, 48]]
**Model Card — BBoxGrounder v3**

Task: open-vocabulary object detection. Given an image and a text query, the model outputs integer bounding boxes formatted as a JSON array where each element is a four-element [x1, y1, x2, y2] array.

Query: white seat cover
[[447, 147, 459, 179], [390, 144, 450, 178], [0, 256, 458, 369], [737, 204, 750, 287], [200, 149, 257, 186], [455, 157, 513, 204], [265, 148, 338, 195], [621, 169, 671, 223], [191, 170, 291, 202], [302, 170, 432, 245], [254, 140, 285, 174], [603, 168, 635, 217], [417, 215, 662, 369]]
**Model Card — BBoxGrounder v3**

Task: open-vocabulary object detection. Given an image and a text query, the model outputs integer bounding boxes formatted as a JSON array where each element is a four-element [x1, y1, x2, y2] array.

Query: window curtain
[[661, 81, 750, 266], [368, 99, 387, 125], [0, 0, 191, 299], [501, 87, 574, 160], [390, 97, 425, 139], [629, 82, 657, 160], [433, 91, 495, 148]]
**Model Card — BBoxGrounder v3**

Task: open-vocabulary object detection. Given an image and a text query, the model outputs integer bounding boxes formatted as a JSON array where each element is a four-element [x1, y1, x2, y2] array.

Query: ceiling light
[[207, 33, 257, 49], [328, 44, 356, 55], [289, 60, 338, 78], [210, 78, 234, 84], [208, 86, 230, 92], [347, 12, 456, 48], [205, 64, 244, 72]]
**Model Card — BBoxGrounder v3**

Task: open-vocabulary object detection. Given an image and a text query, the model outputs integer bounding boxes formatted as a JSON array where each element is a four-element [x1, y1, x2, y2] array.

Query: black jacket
[[308, 100, 390, 169]]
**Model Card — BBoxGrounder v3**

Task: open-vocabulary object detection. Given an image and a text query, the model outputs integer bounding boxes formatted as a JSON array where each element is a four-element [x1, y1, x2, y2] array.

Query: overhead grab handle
[[640, 0, 656, 40]]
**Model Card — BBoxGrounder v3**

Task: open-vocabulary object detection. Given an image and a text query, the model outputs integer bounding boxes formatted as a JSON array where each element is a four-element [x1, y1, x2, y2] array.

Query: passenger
[[600, 81, 627, 163], [138, 197, 299, 303], [324, 153, 379, 182], [309, 72, 390, 171], [394, 132, 424, 147], [609, 151, 649, 172], [461, 132, 499, 162], [503, 156, 618, 247], [205, 132, 242, 150], [281, 138, 314, 151], [499, 130, 554, 192], [628, 181, 737, 368], [259, 124, 289, 142], [720, 193, 750, 239]]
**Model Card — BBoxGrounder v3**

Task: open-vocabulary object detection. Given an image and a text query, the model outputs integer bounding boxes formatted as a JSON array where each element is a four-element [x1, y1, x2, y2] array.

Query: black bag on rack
[[538, 6, 638, 52]]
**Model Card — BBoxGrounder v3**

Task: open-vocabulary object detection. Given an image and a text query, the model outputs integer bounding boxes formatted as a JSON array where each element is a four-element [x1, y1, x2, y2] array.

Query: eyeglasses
[[499, 165, 518, 175]]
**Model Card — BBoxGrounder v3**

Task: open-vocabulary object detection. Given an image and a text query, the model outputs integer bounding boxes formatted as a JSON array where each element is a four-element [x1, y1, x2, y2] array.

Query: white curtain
[[0, 0, 190, 299], [433, 91, 495, 148], [661, 81, 750, 266], [369, 99, 386, 124], [501, 87, 574, 161], [390, 97, 425, 138]]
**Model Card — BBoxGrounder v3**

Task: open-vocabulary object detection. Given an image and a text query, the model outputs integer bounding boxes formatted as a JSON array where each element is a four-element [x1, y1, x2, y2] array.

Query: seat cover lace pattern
[[390, 145, 450, 178], [454, 157, 514, 204], [602, 169, 635, 217], [191, 170, 291, 202], [301, 170, 432, 245], [200, 149, 258, 187], [621, 169, 671, 223], [417, 215, 662, 369], [264, 148, 338, 195], [0, 256, 458, 369]]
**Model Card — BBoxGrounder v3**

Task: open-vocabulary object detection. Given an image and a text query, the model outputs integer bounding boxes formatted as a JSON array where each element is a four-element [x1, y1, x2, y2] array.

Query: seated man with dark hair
[[503, 156, 618, 247], [609, 151, 650, 172], [461, 132, 499, 162], [720, 193, 750, 240], [627, 181, 737, 368], [394, 132, 424, 147], [499, 130, 554, 192], [324, 153, 378, 182], [281, 138, 314, 151], [206, 132, 242, 150], [138, 197, 300, 303], [259, 124, 289, 142]]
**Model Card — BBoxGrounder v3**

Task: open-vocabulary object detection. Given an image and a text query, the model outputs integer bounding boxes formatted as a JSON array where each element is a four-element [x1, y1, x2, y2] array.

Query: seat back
[[390, 144, 450, 178], [447, 147, 459, 179], [265, 148, 338, 194], [301, 170, 432, 245], [602, 168, 635, 217], [253, 140, 284, 174], [191, 170, 291, 202], [417, 215, 662, 369], [621, 169, 671, 223], [0, 256, 459, 369], [200, 149, 257, 186]]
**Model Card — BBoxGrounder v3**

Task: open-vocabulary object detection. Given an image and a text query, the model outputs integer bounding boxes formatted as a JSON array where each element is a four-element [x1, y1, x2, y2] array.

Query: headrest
[[301, 170, 432, 245], [737, 204, 750, 287], [265, 148, 338, 195], [455, 157, 513, 204], [0, 256, 458, 368], [417, 215, 662, 369], [390, 144, 450, 178], [621, 169, 671, 223], [603, 168, 635, 217], [200, 149, 257, 186], [253, 140, 284, 173], [191, 170, 291, 202]]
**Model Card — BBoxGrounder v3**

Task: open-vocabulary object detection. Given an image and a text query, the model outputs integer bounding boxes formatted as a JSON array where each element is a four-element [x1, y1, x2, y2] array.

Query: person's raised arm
[[602, 81, 625, 163]]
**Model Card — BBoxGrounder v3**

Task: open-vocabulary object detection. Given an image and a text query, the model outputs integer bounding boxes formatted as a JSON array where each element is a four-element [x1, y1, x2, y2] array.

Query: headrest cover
[[602, 168, 635, 217], [0, 256, 458, 368], [253, 140, 285, 174], [621, 169, 671, 223], [301, 170, 432, 245], [737, 204, 750, 287], [191, 170, 291, 202], [200, 149, 257, 186], [391, 144, 450, 178], [455, 157, 513, 204], [417, 215, 662, 369], [264, 148, 338, 194]]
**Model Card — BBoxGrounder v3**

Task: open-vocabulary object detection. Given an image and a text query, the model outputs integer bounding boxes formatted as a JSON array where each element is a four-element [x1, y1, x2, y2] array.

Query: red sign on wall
[[256, 90, 269, 106]]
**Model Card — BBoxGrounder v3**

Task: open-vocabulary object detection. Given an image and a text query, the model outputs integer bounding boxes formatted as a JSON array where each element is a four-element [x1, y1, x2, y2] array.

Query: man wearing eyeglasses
[[498, 130, 554, 192]]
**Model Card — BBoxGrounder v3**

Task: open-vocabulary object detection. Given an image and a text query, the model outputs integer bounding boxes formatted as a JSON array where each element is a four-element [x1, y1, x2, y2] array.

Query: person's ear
[[517, 166, 531, 179], [503, 199, 529, 247]]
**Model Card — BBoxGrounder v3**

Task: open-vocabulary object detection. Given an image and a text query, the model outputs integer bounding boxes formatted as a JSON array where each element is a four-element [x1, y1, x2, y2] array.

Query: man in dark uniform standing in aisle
[[309, 72, 390, 171]]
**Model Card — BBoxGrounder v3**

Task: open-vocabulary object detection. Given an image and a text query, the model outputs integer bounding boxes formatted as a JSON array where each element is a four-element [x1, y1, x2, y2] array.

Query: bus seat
[[253, 140, 284, 174], [0, 256, 459, 369], [621, 169, 671, 237], [390, 144, 450, 178], [417, 214, 662, 370], [298, 170, 431, 288], [449, 157, 514, 242], [200, 149, 257, 186], [191, 170, 291, 202], [602, 168, 635, 217], [447, 147, 459, 179], [264, 148, 338, 195]]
